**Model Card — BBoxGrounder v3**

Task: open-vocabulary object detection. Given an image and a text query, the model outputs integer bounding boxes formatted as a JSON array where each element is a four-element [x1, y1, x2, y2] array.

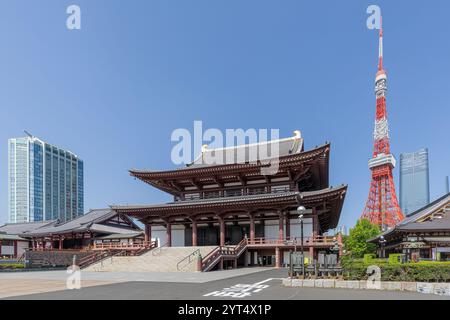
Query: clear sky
[[0, 0, 449, 228]]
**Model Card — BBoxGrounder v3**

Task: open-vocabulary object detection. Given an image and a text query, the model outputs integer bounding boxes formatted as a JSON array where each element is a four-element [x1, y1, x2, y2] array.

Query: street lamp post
[[379, 235, 387, 259], [297, 206, 306, 276]]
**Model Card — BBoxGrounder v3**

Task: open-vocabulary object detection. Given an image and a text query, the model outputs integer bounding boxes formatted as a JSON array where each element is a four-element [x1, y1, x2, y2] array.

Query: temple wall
[[151, 226, 167, 246], [151, 225, 185, 247], [264, 220, 281, 239], [289, 218, 313, 239]]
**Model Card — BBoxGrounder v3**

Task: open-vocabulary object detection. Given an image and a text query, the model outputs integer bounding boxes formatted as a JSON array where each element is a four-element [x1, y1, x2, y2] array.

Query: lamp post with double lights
[[379, 235, 387, 259], [297, 205, 306, 276]]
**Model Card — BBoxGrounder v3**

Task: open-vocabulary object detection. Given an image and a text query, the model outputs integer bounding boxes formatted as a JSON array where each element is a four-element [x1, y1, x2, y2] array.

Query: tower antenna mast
[[361, 17, 404, 230]]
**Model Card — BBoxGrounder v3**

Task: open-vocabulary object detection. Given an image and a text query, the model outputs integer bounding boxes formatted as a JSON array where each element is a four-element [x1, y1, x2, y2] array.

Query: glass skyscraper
[[8, 134, 84, 223], [399, 148, 430, 215]]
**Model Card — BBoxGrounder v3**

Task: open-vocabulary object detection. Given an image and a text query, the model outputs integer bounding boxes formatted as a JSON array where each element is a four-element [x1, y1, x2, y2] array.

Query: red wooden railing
[[91, 241, 156, 251], [247, 235, 338, 246], [77, 241, 157, 269], [201, 238, 248, 272]]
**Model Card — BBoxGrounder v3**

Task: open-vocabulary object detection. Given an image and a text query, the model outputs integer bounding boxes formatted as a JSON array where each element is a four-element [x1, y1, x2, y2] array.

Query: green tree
[[345, 219, 380, 258]]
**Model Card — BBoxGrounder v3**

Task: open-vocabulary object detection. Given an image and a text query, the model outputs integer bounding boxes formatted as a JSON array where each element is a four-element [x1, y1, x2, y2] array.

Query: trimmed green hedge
[[341, 259, 450, 282], [0, 263, 25, 269]]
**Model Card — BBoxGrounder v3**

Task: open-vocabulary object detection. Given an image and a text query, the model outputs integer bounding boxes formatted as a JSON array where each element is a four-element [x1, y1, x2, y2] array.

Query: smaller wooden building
[[369, 192, 450, 261], [0, 209, 143, 256]]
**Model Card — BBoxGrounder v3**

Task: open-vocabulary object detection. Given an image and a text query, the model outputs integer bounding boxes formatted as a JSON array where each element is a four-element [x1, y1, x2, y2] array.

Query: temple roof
[[369, 192, 450, 242], [0, 220, 56, 235], [112, 185, 347, 231], [130, 141, 330, 196], [17, 209, 141, 237], [96, 232, 144, 240], [187, 131, 303, 168], [0, 233, 27, 241]]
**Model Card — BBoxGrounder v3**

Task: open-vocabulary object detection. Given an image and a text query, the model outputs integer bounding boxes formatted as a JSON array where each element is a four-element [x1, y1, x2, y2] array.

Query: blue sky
[[0, 0, 449, 228]]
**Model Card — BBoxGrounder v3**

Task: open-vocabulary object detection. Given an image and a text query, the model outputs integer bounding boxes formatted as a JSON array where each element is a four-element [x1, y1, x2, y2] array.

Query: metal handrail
[[152, 241, 169, 256], [176, 249, 200, 271]]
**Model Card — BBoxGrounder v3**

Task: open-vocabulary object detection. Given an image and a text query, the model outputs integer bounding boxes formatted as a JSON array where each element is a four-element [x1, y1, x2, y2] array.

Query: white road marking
[[203, 278, 283, 298]]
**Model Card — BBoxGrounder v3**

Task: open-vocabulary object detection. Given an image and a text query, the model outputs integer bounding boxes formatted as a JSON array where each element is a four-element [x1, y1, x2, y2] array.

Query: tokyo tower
[[361, 17, 404, 230]]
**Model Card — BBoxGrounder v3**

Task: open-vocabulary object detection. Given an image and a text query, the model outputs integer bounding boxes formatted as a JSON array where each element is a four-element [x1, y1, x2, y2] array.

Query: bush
[[388, 253, 405, 265], [0, 263, 25, 270], [342, 259, 450, 282], [363, 254, 376, 264]]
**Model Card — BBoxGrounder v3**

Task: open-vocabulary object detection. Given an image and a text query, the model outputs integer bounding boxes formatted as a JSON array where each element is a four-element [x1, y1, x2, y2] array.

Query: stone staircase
[[84, 246, 217, 272]]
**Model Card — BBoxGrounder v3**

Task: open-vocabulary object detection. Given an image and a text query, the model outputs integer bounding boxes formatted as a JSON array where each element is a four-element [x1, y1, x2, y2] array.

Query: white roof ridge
[[202, 134, 301, 153]]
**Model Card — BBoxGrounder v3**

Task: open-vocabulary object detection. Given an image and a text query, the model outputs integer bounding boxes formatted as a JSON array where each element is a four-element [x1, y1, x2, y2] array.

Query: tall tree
[[345, 219, 380, 258]]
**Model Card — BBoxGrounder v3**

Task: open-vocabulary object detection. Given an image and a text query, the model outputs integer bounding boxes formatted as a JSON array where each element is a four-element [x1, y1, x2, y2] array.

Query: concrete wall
[[263, 218, 313, 240], [264, 220, 281, 239], [0, 241, 28, 257], [289, 218, 313, 239], [151, 225, 185, 247]]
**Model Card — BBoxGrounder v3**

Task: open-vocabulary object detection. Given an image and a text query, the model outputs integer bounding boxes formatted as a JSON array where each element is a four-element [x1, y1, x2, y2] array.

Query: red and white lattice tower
[[361, 17, 404, 230]]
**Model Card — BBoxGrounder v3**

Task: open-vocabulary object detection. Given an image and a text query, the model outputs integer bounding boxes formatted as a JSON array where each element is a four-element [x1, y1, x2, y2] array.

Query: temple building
[[370, 192, 450, 261], [112, 131, 347, 269], [0, 209, 143, 260]]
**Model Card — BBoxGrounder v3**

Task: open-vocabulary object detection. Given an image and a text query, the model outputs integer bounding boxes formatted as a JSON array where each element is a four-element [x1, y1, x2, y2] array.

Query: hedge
[[341, 260, 450, 282], [0, 263, 25, 270]]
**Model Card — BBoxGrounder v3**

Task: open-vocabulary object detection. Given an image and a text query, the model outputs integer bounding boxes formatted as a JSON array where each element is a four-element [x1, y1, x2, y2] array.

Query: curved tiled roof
[[111, 185, 347, 231], [369, 192, 450, 242], [19, 209, 140, 237], [0, 220, 56, 235]]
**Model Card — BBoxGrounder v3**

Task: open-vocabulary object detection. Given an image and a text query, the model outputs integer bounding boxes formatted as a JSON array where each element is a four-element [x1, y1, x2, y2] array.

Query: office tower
[[8, 133, 84, 223], [399, 148, 430, 215]]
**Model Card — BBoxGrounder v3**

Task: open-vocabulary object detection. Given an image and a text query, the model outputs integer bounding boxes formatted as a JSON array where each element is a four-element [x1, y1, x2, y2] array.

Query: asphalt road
[[5, 268, 450, 300]]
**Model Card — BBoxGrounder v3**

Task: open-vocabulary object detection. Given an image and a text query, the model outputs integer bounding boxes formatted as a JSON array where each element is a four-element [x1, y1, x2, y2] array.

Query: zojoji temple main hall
[[112, 131, 347, 270]]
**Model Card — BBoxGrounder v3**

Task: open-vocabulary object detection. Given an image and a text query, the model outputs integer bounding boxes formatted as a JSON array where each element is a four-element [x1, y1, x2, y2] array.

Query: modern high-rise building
[[8, 133, 84, 223], [399, 148, 430, 215]]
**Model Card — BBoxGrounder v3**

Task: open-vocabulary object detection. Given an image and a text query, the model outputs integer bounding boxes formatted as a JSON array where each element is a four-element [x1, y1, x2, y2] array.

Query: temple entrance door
[[197, 227, 219, 246], [227, 225, 248, 245]]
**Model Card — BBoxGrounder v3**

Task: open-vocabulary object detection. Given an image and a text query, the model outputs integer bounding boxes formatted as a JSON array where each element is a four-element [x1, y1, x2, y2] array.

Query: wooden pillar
[[218, 216, 225, 246], [144, 223, 152, 244], [42, 240, 46, 251], [192, 220, 198, 247], [312, 207, 319, 238], [309, 246, 314, 262], [59, 237, 63, 250], [166, 222, 172, 247], [13, 240, 18, 258], [278, 212, 284, 241], [275, 247, 281, 268], [249, 215, 255, 243], [285, 214, 290, 240]]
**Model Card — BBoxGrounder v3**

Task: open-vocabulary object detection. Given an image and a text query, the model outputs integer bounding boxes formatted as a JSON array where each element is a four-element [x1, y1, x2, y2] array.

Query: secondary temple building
[[370, 192, 450, 261], [113, 131, 347, 269]]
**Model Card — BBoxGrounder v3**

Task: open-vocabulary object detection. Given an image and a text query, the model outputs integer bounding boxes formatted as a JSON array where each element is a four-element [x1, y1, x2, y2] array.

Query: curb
[[282, 278, 450, 296]]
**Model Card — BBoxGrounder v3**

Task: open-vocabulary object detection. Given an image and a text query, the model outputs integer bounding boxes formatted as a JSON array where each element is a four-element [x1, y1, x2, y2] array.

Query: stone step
[[84, 246, 218, 272]]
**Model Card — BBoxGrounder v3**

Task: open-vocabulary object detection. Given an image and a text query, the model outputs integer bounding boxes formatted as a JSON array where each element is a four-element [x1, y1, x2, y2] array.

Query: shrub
[[342, 260, 450, 282], [0, 263, 25, 270], [388, 253, 405, 265], [363, 254, 376, 264]]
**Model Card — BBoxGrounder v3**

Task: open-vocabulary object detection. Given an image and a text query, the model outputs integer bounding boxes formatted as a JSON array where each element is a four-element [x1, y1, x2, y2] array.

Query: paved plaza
[[1, 268, 449, 300]]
